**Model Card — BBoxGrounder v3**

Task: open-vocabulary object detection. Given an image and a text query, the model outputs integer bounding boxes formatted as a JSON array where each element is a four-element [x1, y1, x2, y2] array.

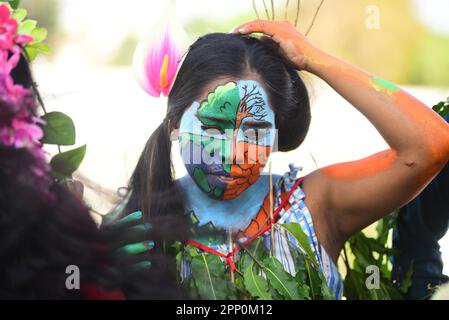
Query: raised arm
[[234, 21, 449, 253]]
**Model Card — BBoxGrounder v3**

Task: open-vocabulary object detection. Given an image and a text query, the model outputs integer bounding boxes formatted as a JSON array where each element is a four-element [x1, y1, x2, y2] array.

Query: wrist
[[303, 47, 332, 74]]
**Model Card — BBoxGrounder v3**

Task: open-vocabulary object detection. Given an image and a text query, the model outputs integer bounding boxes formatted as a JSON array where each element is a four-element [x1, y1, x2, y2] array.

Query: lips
[[208, 173, 244, 182], [214, 175, 234, 181], [204, 165, 245, 183]]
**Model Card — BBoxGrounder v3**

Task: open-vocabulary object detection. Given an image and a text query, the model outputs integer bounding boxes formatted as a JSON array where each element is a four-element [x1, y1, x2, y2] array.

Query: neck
[[178, 173, 281, 232]]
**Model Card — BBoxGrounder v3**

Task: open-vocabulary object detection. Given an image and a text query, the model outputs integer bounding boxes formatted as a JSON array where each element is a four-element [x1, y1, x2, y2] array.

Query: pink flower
[[0, 4, 33, 74], [0, 73, 35, 114], [133, 0, 189, 98], [0, 4, 50, 190], [0, 4, 18, 50]]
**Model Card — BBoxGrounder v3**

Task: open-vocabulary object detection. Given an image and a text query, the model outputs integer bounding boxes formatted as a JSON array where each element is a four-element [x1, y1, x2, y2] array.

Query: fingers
[[117, 240, 155, 255], [122, 223, 152, 241], [129, 260, 152, 273], [232, 20, 295, 36], [110, 210, 143, 230], [232, 20, 276, 36]]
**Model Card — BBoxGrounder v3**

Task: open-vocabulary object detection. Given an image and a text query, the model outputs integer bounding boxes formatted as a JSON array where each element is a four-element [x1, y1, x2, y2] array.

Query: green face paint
[[371, 76, 400, 95], [197, 82, 241, 130]]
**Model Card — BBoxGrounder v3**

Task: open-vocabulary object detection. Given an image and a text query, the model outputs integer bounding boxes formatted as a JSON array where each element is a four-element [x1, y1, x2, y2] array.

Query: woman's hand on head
[[232, 20, 321, 71]]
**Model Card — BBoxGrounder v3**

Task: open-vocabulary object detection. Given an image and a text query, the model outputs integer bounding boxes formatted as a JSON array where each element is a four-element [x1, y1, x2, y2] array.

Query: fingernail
[[228, 26, 237, 34], [118, 211, 142, 225], [143, 223, 152, 230], [123, 240, 153, 255], [130, 211, 142, 219], [133, 260, 152, 270], [123, 242, 146, 255], [115, 211, 142, 227]]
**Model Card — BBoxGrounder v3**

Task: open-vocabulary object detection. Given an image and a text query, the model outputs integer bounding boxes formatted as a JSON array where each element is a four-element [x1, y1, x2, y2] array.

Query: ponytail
[[122, 120, 188, 241]]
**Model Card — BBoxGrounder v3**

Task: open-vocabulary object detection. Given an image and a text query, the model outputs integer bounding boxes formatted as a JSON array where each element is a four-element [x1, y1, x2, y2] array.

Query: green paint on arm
[[371, 76, 400, 95]]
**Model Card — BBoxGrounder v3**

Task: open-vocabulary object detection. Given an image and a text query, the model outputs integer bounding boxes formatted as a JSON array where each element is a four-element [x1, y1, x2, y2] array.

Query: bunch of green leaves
[[40, 111, 86, 181], [6, 1, 51, 61], [174, 222, 334, 300], [342, 212, 413, 299]]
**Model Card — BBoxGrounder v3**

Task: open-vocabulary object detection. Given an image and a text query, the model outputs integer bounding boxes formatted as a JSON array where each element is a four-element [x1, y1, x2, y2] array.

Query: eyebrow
[[242, 120, 273, 129], [195, 112, 231, 124]]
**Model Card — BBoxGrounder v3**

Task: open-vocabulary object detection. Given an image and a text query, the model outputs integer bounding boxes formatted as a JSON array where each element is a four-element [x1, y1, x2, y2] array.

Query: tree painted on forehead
[[179, 81, 273, 200]]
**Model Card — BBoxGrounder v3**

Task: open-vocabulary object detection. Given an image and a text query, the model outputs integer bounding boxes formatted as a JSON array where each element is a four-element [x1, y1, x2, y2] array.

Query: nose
[[216, 138, 234, 166]]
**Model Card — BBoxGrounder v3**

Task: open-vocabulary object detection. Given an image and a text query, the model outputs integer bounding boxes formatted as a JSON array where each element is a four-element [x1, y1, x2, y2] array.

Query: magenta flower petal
[[133, 1, 189, 98], [0, 4, 10, 22], [15, 34, 33, 45]]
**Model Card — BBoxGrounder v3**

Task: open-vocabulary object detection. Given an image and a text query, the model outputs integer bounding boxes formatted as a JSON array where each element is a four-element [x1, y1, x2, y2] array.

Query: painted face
[[178, 80, 276, 200]]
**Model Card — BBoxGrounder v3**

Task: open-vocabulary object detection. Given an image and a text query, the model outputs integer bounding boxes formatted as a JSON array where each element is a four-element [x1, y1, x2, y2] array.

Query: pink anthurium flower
[[133, 0, 190, 98]]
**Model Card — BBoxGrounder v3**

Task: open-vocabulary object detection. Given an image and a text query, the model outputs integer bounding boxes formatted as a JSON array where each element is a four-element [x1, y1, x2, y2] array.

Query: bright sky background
[[412, 0, 449, 34]]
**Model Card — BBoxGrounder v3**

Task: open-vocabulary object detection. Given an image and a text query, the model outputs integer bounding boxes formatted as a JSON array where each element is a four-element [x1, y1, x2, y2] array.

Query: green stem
[[304, 258, 316, 298], [343, 245, 351, 274], [239, 241, 266, 271]]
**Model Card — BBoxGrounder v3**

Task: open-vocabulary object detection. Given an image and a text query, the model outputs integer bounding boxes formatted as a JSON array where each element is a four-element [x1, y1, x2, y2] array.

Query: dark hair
[[123, 33, 311, 231], [0, 148, 189, 299], [0, 148, 114, 298], [0, 55, 186, 299]]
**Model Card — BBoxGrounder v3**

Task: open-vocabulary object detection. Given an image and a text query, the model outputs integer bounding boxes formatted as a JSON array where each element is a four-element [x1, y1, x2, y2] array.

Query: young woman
[[119, 20, 449, 299]]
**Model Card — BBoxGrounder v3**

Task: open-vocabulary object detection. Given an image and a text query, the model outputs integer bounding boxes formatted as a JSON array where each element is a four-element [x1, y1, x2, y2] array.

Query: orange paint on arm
[[320, 149, 398, 181]]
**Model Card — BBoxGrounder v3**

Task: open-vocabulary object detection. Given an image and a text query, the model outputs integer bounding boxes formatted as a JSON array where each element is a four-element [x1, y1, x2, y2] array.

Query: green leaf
[[31, 27, 47, 44], [243, 263, 272, 300], [50, 144, 86, 179], [432, 99, 449, 117], [280, 223, 318, 267], [189, 253, 229, 300], [41, 111, 76, 146], [9, 0, 21, 9], [18, 19, 37, 36], [33, 42, 51, 55], [349, 234, 376, 269], [344, 269, 370, 300], [400, 262, 414, 294], [12, 8, 27, 22], [304, 256, 322, 298], [262, 256, 303, 300], [24, 46, 38, 61]]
